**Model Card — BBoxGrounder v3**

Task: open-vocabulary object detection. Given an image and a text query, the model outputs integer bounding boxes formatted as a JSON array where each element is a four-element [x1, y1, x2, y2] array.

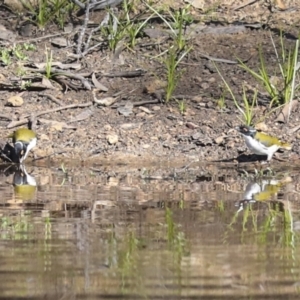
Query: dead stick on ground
[[7, 102, 93, 128], [233, 0, 259, 11], [111, 99, 159, 109], [25, 67, 92, 90], [76, 0, 90, 56], [0, 114, 12, 121], [39, 93, 64, 106], [180, 53, 252, 65], [14, 31, 76, 44]]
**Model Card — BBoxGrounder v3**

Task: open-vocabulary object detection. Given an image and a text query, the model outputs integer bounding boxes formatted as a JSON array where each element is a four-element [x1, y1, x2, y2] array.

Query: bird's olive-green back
[[9, 128, 36, 143], [255, 132, 291, 149]]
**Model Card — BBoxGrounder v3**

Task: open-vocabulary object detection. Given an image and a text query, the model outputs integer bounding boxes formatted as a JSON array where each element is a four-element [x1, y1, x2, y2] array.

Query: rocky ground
[[0, 0, 300, 166]]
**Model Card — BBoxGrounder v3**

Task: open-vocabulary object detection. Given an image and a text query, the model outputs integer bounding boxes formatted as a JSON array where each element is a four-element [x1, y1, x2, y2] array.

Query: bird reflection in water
[[236, 176, 292, 213]]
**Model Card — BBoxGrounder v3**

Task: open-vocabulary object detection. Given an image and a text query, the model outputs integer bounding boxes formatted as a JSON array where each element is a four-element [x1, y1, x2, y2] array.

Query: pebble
[[106, 134, 118, 145], [136, 112, 146, 118], [139, 106, 152, 114], [152, 106, 160, 111], [214, 136, 224, 144], [186, 122, 199, 129], [200, 82, 209, 90], [7, 95, 23, 107], [103, 124, 112, 131]]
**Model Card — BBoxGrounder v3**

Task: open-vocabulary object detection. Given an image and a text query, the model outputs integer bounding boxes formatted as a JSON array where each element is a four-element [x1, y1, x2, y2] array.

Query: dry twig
[[25, 67, 92, 90], [7, 102, 93, 128], [0, 114, 12, 121], [39, 93, 64, 106]]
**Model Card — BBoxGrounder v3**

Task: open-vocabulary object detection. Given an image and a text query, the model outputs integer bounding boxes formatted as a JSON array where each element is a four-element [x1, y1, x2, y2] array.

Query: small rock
[[0, 28, 16, 42], [51, 37, 68, 47], [35, 149, 48, 157], [152, 106, 160, 111], [226, 141, 235, 149], [143, 28, 170, 39], [214, 136, 224, 144], [255, 122, 268, 131], [167, 115, 177, 120], [64, 23, 73, 33], [142, 144, 150, 149], [120, 123, 141, 130], [103, 124, 112, 131], [106, 134, 118, 145], [186, 122, 199, 129], [40, 134, 50, 141], [136, 112, 146, 118], [117, 101, 133, 116], [195, 137, 213, 146], [191, 132, 202, 140], [191, 96, 202, 102], [50, 122, 64, 132], [0, 73, 7, 82], [206, 101, 214, 108], [143, 79, 166, 94], [19, 23, 32, 37], [6, 95, 24, 107], [195, 76, 202, 83], [139, 106, 152, 114], [188, 0, 205, 9], [94, 96, 116, 106], [41, 77, 55, 89], [200, 82, 210, 89]]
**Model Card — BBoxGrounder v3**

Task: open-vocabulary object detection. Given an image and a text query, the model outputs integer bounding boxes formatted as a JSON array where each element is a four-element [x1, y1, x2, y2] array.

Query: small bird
[[236, 125, 291, 161], [8, 128, 37, 163]]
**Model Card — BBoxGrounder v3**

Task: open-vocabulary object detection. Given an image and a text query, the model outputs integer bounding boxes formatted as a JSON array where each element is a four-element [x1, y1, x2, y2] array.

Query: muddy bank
[[0, 1, 299, 164]]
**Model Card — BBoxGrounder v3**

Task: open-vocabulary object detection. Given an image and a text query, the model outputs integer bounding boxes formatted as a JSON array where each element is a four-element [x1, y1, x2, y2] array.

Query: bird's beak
[[14, 142, 26, 163], [235, 126, 241, 132]]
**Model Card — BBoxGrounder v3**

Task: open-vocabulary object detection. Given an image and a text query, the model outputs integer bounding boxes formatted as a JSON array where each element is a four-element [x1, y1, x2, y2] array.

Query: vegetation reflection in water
[[0, 163, 299, 298]]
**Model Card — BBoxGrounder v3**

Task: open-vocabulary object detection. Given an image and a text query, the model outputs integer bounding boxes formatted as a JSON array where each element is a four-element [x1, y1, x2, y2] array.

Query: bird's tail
[[280, 142, 292, 150]]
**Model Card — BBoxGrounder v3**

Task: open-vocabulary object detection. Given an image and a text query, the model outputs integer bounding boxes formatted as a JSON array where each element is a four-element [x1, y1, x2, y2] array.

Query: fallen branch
[[289, 124, 300, 134], [7, 102, 93, 128], [180, 53, 253, 65], [111, 99, 159, 109], [232, 0, 259, 11], [76, 0, 91, 56], [0, 114, 12, 121], [102, 69, 146, 77], [15, 31, 76, 44], [54, 76, 81, 91], [25, 67, 92, 90]]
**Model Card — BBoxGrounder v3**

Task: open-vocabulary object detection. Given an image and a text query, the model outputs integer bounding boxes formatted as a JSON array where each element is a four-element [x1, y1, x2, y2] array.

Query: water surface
[[0, 163, 299, 299]]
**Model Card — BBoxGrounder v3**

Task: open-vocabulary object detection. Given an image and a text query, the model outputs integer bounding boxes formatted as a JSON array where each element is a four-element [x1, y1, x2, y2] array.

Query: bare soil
[[0, 0, 300, 166]]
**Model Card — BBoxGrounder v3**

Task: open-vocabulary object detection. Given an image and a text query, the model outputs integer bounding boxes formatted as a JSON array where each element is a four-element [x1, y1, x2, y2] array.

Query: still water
[[0, 162, 299, 299]]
